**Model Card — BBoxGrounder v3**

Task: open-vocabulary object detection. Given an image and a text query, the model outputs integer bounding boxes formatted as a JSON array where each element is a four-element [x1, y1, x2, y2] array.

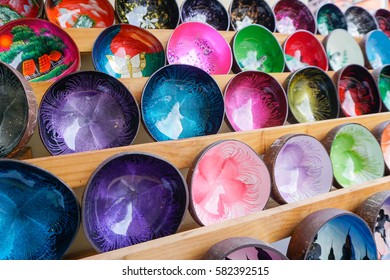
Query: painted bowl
[[356, 190, 390, 260], [273, 0, 316, 35], [45, 0, 115, 28], [180, 0, 230, 31], [0, 159, 80, 260], [224, 71, 288, 132], [283, 66, 339, 123], [204, 237, 288, 260], [0, 61, 37, 158], [287, 208, 377, 260], [263, 134, 333, 205], [166, 22, 232, 75], [323, 29, 364, 71], [332, 64, 381, 117], [229, 0, 275, 32], [315, 3, 347, 36], [283, 30, 328, 72], [92, 24, 165, 79], [345, 6, 378, 37], [38, 71, 140, 155], [375, 9, 390, 38], [0, 18, 80, 82], [360, 30, 390, 70], [82, 152, 188, 253], [0, 0, 44, 26], [372, 64, 390, 111], [187, 139, 271, 226], [114, 0, 180, 29], [322, 123, 385, 189], [372, 120, 390, 174]]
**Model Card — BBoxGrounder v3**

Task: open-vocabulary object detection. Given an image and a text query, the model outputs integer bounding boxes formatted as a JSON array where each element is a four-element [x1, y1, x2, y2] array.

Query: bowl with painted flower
[[372, 64, 390, 111], [375, 9, 390, 38], [345, 6, 378, 37], [360, 30, 390, 70], [0, 0, 44, 26], [315, 2, 347, 36]]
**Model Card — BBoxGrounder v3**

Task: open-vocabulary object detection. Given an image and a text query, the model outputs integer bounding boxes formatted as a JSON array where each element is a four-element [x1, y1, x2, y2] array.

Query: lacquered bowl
[[229, 0, 275, 32], [375, 9, 390, 38], [82, 152, 188, 253], [0, 159, 80, 259], [372, 64, 390, 111], [345, 6, 378, 37], [315, 3, 347, 36], [360, 30, 390, 70], [0, 18, 80, 82], [180, 0, 230, 31], [166, 22, 232, 74], [92, 23, 165, 79], [224, 71, 288, 131], [263, 134, 333, 205], [115, 0, 179, 29], [38, 71, 140, 155], [322, 123, 385, 189], [141, 64, 224, 141], [287, 208, 377, 260], [372, 120, 390, 174], [45, 0, 115, 28], [273, 0, 316, 34], [0, 0, 44, 26], [284, 66, 339, 123], [187, 140, 271, 226]]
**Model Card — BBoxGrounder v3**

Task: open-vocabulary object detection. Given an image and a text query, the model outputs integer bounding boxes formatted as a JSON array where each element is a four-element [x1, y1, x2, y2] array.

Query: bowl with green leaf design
[[0, 0, 44, 27], [372, 64, 390, 111]]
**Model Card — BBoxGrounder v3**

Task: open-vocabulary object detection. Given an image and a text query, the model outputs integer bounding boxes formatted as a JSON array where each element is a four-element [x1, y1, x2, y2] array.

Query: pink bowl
[[166, 22, 232, 74]]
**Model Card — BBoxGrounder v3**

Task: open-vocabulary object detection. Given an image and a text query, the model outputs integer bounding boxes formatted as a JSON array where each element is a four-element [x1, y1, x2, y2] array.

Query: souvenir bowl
[[180, 0, 230, 31], [273, 0, 316, 35], [360, 30, 390, 70], [0, 18, 80, 82], [372, 64, 390, 111], [287, 208, 377, 260], [372, 120, 390, 174], [166, 21, 232, 75], [229, 0, 275, 32], [375, 9, 390, 38], [45, 0, 115, 28], [0, 0, 44, 26], [322, 123, 385, 189], [115, 0, 180, 29], [231, 24, 284, 73], [224, 71, 288, 132], [187, 140, 271, 226], [283, 66, 339, 123], [82, 152, 188, 253], [0, 159, 80, 260], [141, 64, 224, 141], [38, 71, 140, 155], [345, 6, 378, 37], [315, 3, 347, 36]]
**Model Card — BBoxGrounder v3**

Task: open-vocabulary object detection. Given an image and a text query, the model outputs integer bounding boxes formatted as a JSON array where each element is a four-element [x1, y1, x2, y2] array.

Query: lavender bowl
[[345, 6, 378, 37]]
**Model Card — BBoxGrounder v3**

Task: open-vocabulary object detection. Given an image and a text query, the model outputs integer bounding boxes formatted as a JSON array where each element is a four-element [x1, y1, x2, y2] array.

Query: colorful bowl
[[38, 71, 140, 155], [372, 120, 390, 174], [372, 64, 390, 111], [92, 23, 165, 79], [0, 159, 80, 260], [166, 22, 232, 75], [82, 152, 188, 253], [345, 6, 378, 37], [141, 64, 224, 141], [375, 9, 390, 38], [0, 0, 44, 26], [0, 18, 80, 82], [224, 71, 288, 132], [45, 0, 115, 28], [283, 30, 328, 72], [284, 66, 339, 123], [322, 123, 385, 189], [229, 0, 275, 32], [360, 30, 390, 70], [187, 140, 271, 226], [315, 3, 347, 36], [115, 0, 180, 29]]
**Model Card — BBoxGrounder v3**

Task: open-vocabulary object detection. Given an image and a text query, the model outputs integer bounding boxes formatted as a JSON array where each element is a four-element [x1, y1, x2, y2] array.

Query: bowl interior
[[0, 0, 44, 26], [375, 9, 390, 38], [316, 3, 347, 36], [345, 6, 378, 37], [364, 30, 390, 69], [377, 65, 390, 110]]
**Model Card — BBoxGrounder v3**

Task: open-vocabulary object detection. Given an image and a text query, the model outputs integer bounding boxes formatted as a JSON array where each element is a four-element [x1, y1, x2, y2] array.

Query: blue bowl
[[361, 30, 390, 69], [141, 64, 225, 141]]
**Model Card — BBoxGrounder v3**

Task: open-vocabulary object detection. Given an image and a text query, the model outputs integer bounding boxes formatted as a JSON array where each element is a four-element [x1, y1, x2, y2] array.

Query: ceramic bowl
[[287, 208, 377, 260], [180, 0, 230, 31], [82, 152, 188, 253], [92, 23, 165, 79], [372, 64, 390, 111], [141, 64, 224, 141], [315, 3, 347, 36], [166, 22, 232, 75], [283, 66, 339, 123], [224, 71, 288, 132], [115, 0, 180, 29], [0, 61, 37, 158], [0, 18, 80, 82], [344, 6, 378, 37], [332, 64, 381, 117], [231, 24, 284, 73], [375, 9, 390, 38], [372, 120, 390, 174], [45, 0, 115, 28], [0, 159, 80, 259], [360, 30, 390, 70], [38, 71, 140, 155], [283, 30, 328, 72], [263, 134, 333, 205], [229, 0, 275, 32], [322, 123, 385, 189], [204, 237, 288, 260], [0, 0, 44, 26], [187, 140, 271, 226], [323, 29, 365, 71], [273, 0, 316, 35]]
